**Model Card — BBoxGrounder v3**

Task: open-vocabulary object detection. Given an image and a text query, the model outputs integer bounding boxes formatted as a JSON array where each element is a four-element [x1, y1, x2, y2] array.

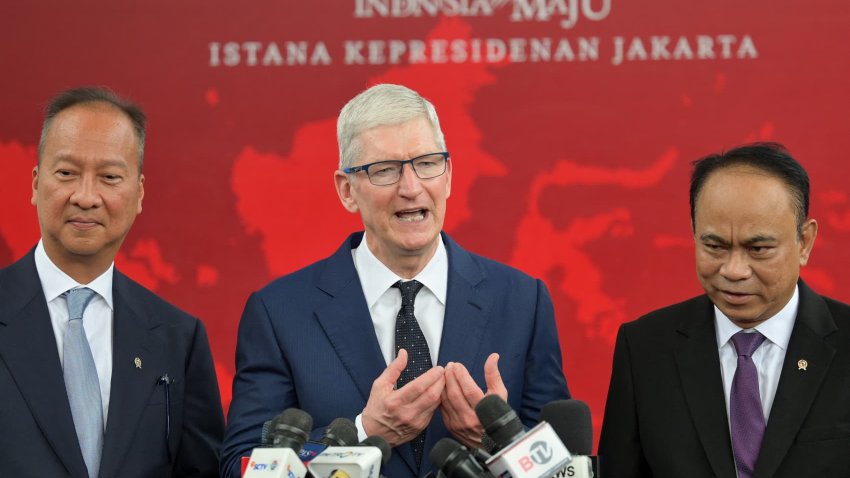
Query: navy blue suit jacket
[[0, 250, 225, 478], [221, 232, 569, 478]]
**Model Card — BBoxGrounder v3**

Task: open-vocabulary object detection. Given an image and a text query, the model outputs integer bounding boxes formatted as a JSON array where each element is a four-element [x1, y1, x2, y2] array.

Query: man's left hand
[[439, 353, 507, 448]]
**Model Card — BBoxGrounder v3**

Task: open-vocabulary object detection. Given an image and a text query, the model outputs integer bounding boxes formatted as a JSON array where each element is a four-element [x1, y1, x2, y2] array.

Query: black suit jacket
[[0, 250, 225, 478], [599, 281, 850, 478]]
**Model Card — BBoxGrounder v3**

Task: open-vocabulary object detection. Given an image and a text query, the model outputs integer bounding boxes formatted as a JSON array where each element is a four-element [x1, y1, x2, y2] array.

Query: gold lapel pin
[[797, 359, 808, 371], [134, 357, 142, 369]]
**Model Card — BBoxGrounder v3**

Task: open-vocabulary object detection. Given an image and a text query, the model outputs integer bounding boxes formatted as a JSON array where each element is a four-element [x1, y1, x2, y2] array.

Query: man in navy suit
[[0, 87, 224, 478], [221, 84, 570, 478], [600, 143, 850, 477]]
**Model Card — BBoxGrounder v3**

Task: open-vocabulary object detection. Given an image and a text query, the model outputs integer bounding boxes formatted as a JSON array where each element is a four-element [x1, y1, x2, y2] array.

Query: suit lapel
[[435, 234, 487, 368], [0, 252, 88, 478], [674, 297, 737, 478], [756, 282, 837, 477], [99, 270, 163, 477], [313, 233, 387, 403], [421, 234, 487, 476], [312, 234, 418, 474]]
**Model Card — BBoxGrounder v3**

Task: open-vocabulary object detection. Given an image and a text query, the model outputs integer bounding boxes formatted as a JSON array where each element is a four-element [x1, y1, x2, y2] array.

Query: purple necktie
[[730, 331, 767, 478]]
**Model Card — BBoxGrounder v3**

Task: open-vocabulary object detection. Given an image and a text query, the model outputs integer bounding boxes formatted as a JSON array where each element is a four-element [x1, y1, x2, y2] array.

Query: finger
[[484, 353, 508, 400], [378, 349, 408, 387], [453, 362, 485, 406], [396, 365, 445, 402], [441, 363, 468, 412]]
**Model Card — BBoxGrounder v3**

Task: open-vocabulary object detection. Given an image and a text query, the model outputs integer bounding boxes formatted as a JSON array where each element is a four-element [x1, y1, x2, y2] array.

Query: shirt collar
[[34, 239, 115, 310], [353, 232, 448, 308], [714, 285, 798, 350]]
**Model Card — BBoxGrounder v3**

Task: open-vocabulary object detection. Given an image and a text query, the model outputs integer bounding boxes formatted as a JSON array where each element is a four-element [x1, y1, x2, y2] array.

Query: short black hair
[[38, 86, 147, 172], [690, 142, 810, 238]]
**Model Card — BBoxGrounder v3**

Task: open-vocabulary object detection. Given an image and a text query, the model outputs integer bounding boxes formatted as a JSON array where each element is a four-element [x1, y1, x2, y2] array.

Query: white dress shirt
[[35, 240, 114, 425], [351, 232, 448, 439], [715, 285, 798, 423]]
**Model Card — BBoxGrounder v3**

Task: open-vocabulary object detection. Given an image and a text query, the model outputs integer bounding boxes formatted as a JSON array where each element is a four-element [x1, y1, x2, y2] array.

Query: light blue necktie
[[64, 287, 103, 478]]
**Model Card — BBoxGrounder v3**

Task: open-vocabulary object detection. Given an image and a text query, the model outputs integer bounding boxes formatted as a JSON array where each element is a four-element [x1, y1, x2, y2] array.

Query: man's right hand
[[361, 349, 445, 447]]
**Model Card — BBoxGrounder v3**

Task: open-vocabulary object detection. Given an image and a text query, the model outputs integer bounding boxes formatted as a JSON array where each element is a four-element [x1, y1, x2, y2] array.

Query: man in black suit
[[0, 87, 224, 477], [600, 143, 850, 477]]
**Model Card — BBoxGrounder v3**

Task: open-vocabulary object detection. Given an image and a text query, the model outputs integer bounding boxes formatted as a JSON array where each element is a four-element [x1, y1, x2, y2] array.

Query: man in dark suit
[[599, 143, 850, 477], [0, 87, 224, 478], [220, 84, 570, 478]]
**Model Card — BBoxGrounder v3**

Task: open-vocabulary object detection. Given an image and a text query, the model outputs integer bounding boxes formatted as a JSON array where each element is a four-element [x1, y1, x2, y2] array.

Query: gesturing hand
[[361, 349, 446, 447]]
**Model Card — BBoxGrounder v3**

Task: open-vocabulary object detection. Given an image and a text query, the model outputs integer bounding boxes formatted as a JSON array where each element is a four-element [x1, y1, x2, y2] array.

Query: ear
[[334, 170, 359, 213], [799, 218, 818, 266], [444, 156, 452, 199], [137, 174, 145, 214], [31, 165, 39, 206]]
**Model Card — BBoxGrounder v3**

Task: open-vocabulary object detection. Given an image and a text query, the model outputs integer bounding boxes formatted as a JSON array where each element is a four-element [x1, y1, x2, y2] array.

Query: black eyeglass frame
[[342, 151, 450, 186]]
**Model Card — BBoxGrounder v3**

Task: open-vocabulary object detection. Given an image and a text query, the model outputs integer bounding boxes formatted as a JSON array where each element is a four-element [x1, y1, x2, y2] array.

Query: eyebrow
[[53, 155, 130, 171], [699, 233, 777, 246]]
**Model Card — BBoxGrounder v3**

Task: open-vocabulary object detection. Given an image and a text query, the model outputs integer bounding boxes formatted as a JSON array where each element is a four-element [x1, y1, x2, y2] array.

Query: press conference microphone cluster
[[541, 400, 601, 478], [475, 395, 572, 478], [243, 410, 390, 478]]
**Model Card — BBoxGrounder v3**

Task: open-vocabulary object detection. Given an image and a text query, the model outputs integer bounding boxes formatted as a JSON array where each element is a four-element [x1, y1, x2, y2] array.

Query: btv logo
[[519, 441, 553, 471]]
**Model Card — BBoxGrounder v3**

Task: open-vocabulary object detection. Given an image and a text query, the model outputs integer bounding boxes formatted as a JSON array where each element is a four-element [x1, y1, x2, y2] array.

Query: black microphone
[[541, 400, 600, 478], [322, 418, 359, 446], [476, 395, 525, 453], [474, 396, 572, 478], [267, 408, 313, 451], [246, 408, 313, 477], [300, 418, 360, 468], [359, 436, 391, 465], [307, 434, 390, 477], [430, 438, 492, 478]]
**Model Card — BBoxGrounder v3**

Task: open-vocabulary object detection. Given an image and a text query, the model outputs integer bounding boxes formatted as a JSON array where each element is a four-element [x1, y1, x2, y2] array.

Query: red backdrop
[[3, 0, 850, 446]]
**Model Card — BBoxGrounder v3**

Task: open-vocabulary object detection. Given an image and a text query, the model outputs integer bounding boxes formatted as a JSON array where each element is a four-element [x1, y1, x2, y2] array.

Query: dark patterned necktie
[[393, 280, 431, 467], [730, 331, 767, 478]]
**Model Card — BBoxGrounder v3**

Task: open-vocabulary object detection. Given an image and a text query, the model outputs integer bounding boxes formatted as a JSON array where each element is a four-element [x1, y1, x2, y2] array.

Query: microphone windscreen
[[475, 395, 523, 451], [430, 438, 463, 470], [360, 435, 392, 464], [322, 417, 358, 446], [540, 399, 593, 455], [269, 408, 313, 451]]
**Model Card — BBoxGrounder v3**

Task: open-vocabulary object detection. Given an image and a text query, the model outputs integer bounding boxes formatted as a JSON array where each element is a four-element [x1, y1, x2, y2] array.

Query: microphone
[[541, 400, 600, 478], [430, 438, 493, 478], [306, 435, 391, 478], [475, 395, 572, 478], [244, 408, 313, 478], [300, 418, 360, 464]]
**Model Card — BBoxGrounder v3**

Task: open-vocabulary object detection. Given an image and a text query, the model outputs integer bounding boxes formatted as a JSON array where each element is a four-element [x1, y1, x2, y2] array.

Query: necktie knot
[[731, 330, 766, 358], [65, 288, 97, 321], [393, 280, 424, 307]]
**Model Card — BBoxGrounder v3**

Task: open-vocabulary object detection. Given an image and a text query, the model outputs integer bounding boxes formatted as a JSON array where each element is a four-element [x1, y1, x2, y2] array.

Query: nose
[[69, 175, 103, 209], [396, 162, 423, 197], [719, 249, 752, 281]]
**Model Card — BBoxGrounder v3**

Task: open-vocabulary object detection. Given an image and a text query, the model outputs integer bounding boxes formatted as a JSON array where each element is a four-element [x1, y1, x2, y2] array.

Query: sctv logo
[[518, 441, 553, 471]]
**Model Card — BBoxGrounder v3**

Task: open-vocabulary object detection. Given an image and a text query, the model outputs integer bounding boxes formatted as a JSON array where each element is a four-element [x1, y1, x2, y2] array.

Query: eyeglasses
[[343, 152, 450, 186]]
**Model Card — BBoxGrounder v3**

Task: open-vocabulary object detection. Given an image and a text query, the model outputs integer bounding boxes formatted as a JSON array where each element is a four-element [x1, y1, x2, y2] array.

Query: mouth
[[67, 217, 101, 230], [395, 208, 428, 223], [718, 289, 755, 305]]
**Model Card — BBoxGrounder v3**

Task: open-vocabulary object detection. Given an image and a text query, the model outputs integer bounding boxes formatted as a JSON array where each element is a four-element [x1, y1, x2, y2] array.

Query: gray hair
[[39, 86, 147, 173], [337, 84, 446, 169]]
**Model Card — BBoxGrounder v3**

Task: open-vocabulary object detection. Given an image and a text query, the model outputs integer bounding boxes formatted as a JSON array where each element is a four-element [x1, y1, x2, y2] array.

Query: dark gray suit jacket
[[0, 250, 225, 477], [599, 281, 850, 477]]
